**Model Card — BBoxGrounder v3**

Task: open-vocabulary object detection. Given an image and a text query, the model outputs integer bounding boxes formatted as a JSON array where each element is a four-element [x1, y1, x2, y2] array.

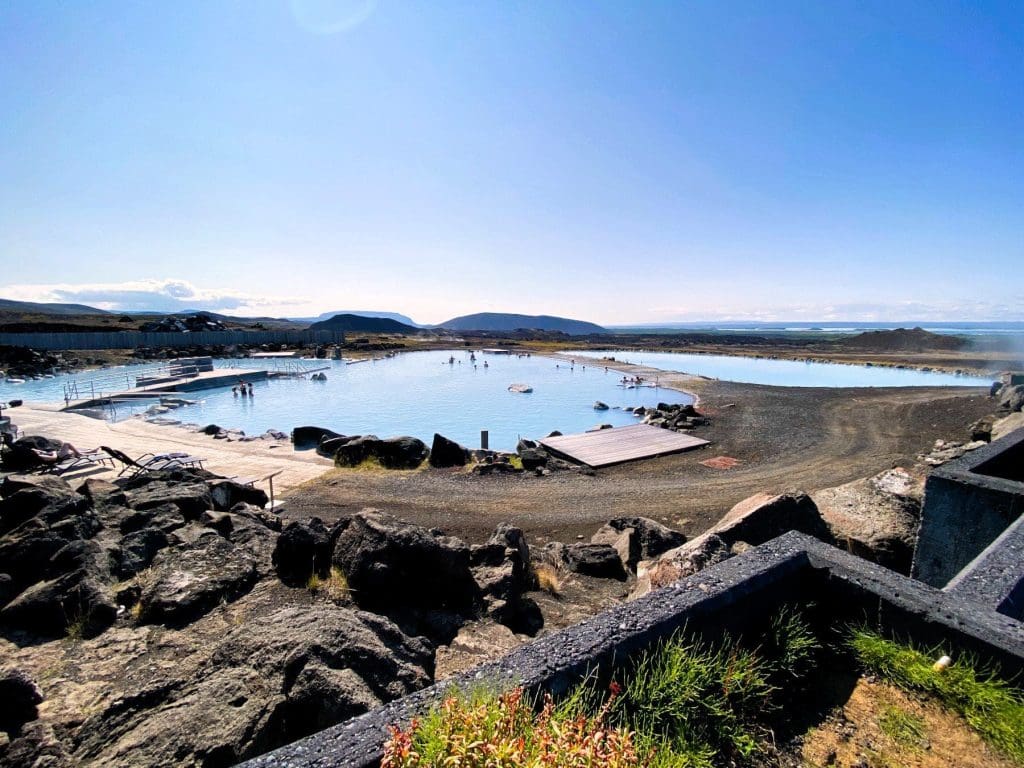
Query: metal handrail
[[63, 360, 201, 404]]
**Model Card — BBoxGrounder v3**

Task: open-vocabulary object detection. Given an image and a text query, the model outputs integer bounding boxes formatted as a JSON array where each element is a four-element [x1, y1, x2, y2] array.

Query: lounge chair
[[136, 451, 205, 470], [100, 446, 206, 478], [41, 450, 112, 476]]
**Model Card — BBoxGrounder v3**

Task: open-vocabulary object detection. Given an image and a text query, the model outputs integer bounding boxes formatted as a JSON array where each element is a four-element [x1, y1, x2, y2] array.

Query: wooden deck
[[540, 424, 710, 468]]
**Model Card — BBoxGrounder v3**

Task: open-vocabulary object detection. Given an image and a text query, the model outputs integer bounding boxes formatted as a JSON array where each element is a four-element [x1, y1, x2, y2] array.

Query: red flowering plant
[[381, 682, 646, 768]]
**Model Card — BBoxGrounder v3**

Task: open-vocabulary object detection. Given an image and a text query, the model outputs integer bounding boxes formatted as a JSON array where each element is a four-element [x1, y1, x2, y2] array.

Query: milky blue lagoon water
[[0, 351, 684, 451], [1, 348, 994, 451], [564, 350, 995, 389]]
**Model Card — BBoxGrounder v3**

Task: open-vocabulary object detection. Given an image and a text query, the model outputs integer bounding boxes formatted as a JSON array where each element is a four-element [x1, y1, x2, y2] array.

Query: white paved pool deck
[[5, 403, 333, 497]]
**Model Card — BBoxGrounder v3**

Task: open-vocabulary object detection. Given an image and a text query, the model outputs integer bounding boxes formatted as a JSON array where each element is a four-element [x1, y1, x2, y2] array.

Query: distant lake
[[0, 351, 687, 452], [563, 350, 994, 389]]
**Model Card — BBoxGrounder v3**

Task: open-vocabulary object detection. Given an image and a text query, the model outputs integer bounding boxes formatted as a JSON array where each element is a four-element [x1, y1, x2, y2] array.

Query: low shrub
[[381, 686, 643, 768]]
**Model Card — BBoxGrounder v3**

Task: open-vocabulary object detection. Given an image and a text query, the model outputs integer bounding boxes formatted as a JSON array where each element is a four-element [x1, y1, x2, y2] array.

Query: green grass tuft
[[849, 627, 1024, 762], [64, 614, 87, 642], [764, 604, 820, 683], [609, 631, 777, 763], [878, 704, 926, 749]]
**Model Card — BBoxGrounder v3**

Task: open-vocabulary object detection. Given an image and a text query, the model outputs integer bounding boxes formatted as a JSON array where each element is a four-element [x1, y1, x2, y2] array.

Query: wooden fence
[[0, 329, 345, 351]]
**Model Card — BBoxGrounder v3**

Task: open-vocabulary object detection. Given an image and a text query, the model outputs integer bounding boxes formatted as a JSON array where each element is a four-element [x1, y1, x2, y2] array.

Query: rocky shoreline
[[0, 442, 709, 765]]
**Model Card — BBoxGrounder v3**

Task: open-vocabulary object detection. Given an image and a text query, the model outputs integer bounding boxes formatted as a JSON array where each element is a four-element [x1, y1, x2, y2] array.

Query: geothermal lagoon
[[0, 349, 993, 452]]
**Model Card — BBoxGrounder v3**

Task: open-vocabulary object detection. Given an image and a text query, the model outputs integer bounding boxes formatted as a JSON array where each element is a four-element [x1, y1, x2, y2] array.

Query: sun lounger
[[100, 446, 207, 478], [41, 451, 112, 476], [136, 451, 205, 470]]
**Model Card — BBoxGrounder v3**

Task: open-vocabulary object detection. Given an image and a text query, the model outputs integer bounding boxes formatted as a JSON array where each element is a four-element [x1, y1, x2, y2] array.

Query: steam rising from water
[[965, 334, 1024, 371]]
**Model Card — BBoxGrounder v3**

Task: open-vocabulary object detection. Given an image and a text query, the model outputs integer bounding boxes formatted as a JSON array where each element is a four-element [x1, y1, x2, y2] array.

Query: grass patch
[[534, 563, 563, 596], [384, 606, 822, 767], [878, 704, 926, 749], [64, 614, 87, 643], [336, 457, 428, 473], [608, 605, 820, 766], [307, 567, 349, 601], [384, 613, 1024, 766], [849, 627, 1024, 762]]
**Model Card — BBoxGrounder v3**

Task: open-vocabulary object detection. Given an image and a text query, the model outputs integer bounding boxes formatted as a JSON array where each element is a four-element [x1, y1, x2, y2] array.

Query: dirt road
[[283, 377, 994, 544]]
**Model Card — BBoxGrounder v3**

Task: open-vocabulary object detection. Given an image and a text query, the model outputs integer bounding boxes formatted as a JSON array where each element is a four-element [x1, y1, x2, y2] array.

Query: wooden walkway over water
[[540, 424, 710, 468]]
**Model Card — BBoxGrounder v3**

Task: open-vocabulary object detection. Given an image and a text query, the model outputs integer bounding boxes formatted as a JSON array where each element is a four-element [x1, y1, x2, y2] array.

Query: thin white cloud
[[643, 299, 1024, 323], [0, 279, 307, 315]]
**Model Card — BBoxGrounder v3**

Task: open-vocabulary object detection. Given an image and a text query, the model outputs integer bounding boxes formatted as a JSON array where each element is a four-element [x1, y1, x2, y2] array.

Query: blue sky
[[1, 1, 1021, 324]]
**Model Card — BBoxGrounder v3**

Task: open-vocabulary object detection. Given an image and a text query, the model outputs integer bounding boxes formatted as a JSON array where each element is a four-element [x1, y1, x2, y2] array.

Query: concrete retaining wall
[[0, 329, 345, 350], [238, 532, 1024, 768], [912, 429, 1024, 587], [945, 514, 1024, 620]]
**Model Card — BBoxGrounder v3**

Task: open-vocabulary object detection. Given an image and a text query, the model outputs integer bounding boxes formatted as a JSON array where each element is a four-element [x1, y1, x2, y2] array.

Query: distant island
[[437, 312, 605, 336]]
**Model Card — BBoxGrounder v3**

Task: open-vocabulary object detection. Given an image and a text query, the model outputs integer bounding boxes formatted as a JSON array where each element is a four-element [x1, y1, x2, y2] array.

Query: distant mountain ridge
[[0, 298, 110, 316], [307, 314, 420, 334], [437, 312, 605, 335], [300, 310, 421, 326]]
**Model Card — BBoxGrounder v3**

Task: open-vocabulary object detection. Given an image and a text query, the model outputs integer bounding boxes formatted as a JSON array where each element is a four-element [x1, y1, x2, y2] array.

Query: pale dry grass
[[307, 567, 350, 602], [535, 563, 564, 597]]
